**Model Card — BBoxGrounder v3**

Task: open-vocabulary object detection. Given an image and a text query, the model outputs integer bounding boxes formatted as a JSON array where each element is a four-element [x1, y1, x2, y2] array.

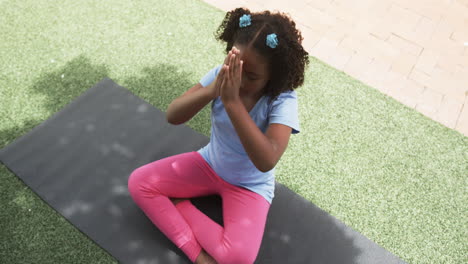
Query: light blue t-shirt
[[198, 65, 300, 203]]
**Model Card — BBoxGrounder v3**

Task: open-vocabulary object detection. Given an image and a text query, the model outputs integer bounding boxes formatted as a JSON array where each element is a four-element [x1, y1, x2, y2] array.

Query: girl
[[128, 7, 309, 264]]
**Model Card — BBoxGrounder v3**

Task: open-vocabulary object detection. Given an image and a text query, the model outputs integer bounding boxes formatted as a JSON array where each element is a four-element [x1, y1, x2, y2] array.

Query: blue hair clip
[[266, 33, 278, 48], [239, 14, 251, 28]]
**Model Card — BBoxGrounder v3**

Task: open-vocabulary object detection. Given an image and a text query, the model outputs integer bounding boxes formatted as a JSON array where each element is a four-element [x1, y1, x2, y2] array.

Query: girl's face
[[234, 43, 270, 97]]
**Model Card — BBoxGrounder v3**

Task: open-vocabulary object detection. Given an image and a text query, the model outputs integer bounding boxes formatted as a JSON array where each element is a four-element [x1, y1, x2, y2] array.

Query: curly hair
[[215, 7, 309, 99]]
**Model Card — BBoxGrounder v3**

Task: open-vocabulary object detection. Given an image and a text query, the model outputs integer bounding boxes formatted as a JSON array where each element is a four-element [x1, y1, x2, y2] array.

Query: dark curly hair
[[216, 7, 309, 100]]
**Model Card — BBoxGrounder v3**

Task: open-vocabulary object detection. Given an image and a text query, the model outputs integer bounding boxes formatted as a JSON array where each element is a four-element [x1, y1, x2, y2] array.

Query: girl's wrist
[[206, 81, 220, 100], [223, 96, 243, 111], [200, 84, 216, 100]]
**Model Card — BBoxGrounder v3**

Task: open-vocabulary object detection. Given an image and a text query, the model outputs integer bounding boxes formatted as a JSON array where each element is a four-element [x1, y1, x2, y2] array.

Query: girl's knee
[[127, 166, 156, 198], [127, 167, 144, 197]]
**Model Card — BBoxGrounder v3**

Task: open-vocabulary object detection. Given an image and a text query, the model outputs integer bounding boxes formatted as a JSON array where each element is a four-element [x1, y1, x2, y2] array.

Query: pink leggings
[[127, 151, 270, 264]]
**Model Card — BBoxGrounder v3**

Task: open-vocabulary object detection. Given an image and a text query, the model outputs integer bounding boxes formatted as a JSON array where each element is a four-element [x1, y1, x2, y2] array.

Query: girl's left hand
[[220, 46, 243, 104]]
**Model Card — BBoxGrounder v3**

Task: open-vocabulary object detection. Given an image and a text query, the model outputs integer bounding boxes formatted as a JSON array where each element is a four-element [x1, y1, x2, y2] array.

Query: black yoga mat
[[0, 78, 405, 264]]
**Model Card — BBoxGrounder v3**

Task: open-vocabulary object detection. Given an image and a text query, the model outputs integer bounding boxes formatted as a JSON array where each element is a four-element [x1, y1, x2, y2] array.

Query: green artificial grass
[[0, 0, 466, 263]]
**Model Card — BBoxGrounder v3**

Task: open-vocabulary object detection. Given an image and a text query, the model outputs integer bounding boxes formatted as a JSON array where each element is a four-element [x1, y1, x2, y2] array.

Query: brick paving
[[203, 0, 468, 136]]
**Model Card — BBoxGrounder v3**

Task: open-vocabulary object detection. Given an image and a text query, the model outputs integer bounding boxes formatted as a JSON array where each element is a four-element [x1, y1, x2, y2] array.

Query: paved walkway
[[203, 0, 468, 136]]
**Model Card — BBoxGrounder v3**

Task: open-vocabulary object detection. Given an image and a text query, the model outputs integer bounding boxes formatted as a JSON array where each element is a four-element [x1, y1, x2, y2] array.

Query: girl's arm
[[166, 82, 215, 125], [220, 48, 292, 172], [167, 53, 233, 125], [224, 100, 292, 172]]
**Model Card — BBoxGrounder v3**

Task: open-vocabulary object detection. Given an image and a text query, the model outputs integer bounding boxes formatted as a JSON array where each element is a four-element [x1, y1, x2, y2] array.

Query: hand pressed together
[[207, 46, 243, 103], [220, 46, 243, 104]]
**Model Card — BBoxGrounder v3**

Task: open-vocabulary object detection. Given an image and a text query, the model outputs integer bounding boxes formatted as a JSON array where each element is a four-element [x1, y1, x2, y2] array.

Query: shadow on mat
[[2, 55, 362, 263]]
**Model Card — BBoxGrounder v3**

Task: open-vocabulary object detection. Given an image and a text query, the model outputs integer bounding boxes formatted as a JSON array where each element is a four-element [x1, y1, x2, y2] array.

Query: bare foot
[[195, 249, 217, 264], [170, 198, 188, 205]]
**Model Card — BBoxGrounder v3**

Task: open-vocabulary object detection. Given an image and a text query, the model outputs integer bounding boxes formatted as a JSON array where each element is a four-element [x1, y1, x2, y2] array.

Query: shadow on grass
[[0, 55, 211, 148], [0, 55, 109, 149], [0, 54, 369, 264], [123, 65, 211, 136]]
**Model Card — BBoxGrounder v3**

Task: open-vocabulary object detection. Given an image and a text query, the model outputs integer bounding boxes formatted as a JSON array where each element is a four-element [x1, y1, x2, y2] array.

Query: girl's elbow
[[256, 160, 276, 173], [165, 112, 175, 124], [166, 112, 183, 125], [166, 105, 175, 124], [258, 167, 272, 173]]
